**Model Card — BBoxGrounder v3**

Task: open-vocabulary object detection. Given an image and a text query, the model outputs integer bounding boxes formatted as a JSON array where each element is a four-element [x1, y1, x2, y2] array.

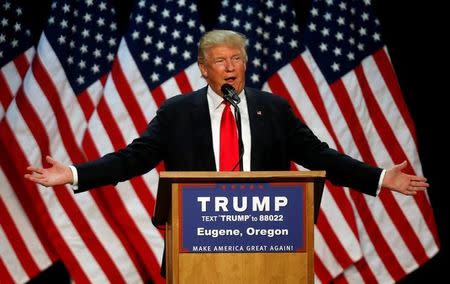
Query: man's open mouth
[[225, 77, 236, 83]]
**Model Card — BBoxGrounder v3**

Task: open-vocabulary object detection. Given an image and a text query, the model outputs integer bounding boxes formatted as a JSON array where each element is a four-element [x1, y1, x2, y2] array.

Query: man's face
[[198, 45, 246, 96]]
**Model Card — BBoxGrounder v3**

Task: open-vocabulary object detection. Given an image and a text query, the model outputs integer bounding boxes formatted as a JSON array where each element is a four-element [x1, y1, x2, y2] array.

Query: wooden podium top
[[158, 170, 325, 181], [153, 171, 325, 226]]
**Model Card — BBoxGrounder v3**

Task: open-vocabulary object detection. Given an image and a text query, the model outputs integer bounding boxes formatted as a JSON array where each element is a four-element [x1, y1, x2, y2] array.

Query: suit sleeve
[[74, 101, 171, 192], [283, 98, 382, 196]]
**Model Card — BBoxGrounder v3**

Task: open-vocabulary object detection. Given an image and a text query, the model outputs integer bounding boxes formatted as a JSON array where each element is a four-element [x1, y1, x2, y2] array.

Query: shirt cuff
[[376, 169, 386, 196], [68, 165, 79, 191]]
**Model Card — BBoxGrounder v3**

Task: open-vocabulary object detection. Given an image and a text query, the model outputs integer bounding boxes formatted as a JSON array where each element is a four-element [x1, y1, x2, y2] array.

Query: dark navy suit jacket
[[75, 86, 382, 196]]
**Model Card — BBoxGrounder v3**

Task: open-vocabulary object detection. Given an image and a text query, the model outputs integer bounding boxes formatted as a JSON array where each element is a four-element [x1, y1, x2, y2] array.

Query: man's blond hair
[[198, 30, 247, 64]]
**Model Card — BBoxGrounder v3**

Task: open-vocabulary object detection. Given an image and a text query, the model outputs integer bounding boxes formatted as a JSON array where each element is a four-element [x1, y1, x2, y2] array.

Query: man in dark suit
[[25, 30, 427, 199]]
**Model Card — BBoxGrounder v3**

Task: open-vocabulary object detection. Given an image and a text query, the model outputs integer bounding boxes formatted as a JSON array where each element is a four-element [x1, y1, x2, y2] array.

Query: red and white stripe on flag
[[0, 138, 57, 283]]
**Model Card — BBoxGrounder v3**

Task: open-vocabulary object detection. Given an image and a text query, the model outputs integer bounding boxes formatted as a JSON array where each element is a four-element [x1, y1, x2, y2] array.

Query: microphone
[[221, 83, 241, 105], [220, 84, 244, 171]]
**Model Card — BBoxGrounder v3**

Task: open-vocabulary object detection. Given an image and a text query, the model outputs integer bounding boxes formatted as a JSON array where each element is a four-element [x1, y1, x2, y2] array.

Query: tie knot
[[223, 100, 231, 107]]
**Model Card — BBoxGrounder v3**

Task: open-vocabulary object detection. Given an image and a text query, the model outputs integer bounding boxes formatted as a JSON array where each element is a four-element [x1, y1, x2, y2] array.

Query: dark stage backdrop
[[16, 0, 447, 283]]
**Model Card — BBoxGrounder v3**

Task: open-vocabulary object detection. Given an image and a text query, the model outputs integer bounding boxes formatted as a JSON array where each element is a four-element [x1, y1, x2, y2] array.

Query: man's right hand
[[24, 156, 73, 187]]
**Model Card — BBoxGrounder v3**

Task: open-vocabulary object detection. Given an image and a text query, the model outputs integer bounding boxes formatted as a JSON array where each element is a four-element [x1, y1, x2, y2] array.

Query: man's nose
[[224, 59, 235, 71]]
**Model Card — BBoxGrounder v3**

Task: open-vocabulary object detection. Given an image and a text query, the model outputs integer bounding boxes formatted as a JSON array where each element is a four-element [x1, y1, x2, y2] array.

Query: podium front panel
[[178, 182, 306, 254], [168, 180, 315, 283]]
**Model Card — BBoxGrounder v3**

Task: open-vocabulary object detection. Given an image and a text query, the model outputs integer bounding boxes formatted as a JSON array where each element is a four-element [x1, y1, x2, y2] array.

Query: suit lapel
[[245, 88, 266, 170], [191, 87, 216, 170]]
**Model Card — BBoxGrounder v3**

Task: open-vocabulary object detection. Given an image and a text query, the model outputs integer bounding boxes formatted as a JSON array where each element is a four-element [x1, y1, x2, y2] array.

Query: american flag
[[78, 0, 205, 282], [0, 1, 57, 283], [1, 0, 149, 282], [216, 0, 439, 282], [0, 0, 440, 283], [2, 0, 207, 282]]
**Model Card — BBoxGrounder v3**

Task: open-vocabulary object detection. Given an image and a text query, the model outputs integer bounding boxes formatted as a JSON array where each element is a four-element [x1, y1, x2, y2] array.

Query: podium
[[153, 171, 325, 283]]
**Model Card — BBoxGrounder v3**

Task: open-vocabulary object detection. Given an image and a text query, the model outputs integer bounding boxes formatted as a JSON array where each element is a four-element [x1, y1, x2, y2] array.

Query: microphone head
[[221, 83, 234, 94], [221, 83, 240, 104]]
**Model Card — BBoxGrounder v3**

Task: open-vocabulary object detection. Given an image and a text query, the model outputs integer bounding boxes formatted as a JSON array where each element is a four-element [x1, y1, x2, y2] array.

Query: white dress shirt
[[206, 86, 251, 171]]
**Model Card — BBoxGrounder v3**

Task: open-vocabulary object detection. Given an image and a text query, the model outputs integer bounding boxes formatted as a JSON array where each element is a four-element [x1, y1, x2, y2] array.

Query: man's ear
[[198, 62, 208, 78]]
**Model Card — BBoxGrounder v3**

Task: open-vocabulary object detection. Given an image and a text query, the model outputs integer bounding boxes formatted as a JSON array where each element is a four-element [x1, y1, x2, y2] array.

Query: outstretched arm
[[24, 156, 73, 187], [382, 161, 429, 195]]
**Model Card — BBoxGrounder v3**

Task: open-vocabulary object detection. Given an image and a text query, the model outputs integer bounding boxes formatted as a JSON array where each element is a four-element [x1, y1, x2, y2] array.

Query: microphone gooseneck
[[220, 84, 244, 171]]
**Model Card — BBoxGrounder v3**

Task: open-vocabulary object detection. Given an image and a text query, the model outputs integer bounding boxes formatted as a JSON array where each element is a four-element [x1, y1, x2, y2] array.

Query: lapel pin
[[256, 110, 262, 116]]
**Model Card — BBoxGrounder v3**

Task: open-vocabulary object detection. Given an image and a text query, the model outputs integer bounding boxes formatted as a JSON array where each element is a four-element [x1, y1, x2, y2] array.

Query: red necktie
[[220, 102, 240, 171]]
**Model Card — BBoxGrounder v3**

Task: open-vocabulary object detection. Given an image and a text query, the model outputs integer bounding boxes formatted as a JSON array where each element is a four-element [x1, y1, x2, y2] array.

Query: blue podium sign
[[179, 182, 306, 253]]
